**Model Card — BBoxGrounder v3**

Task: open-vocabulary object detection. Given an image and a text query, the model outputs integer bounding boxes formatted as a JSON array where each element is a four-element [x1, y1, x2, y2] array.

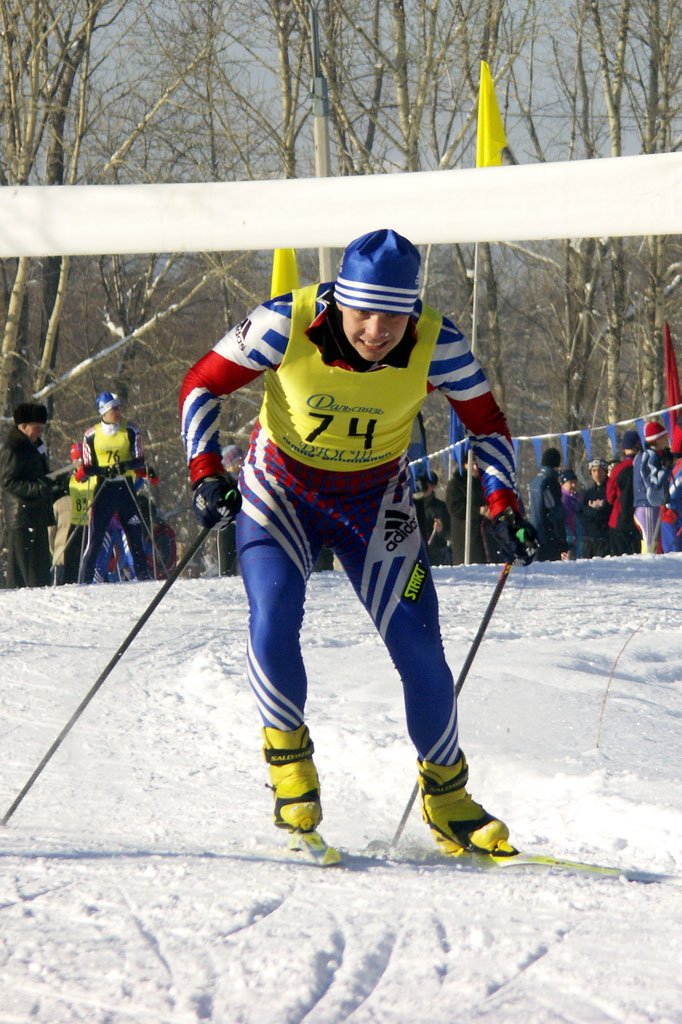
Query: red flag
[[664, 322, 682, 453]]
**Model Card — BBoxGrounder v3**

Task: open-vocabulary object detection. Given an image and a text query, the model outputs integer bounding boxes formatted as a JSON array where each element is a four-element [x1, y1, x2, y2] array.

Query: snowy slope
[[1, 554, 682, 1023]]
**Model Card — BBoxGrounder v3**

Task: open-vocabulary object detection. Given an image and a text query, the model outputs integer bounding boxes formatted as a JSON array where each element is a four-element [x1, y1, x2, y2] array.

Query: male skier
[[181, 229, 537, 857]]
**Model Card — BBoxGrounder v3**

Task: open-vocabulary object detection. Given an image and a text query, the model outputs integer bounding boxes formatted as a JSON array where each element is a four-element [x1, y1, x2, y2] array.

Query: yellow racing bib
[[93, 420, 136, 477], [69, 475, 95, 525], [259, 285, 442, 471]]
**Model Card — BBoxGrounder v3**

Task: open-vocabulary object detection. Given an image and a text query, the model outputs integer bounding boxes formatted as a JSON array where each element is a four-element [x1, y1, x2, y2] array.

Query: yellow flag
[[476, 61, 507, 168], [270, 248, 299, 298]]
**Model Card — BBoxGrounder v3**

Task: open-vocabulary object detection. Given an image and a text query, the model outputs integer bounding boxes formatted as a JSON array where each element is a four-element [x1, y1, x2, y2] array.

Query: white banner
[[1, 152, 680, 258]]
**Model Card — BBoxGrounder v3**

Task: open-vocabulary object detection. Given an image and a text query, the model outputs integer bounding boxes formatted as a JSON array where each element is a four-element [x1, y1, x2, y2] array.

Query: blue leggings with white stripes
[[235, 437, 459, 765]]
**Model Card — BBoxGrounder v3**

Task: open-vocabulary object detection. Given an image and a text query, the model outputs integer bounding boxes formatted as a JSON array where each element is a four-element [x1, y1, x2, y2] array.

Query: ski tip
[[321, 845, 342, 867], [487, 850, 675, 883]]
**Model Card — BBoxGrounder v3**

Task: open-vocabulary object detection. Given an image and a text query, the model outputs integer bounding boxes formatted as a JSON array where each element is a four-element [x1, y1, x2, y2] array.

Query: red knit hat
[[644, 420, 667, 443]]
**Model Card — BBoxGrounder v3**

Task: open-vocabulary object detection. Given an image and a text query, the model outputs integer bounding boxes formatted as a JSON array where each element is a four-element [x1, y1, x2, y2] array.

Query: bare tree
[[0, 0, 221, 410], [628, 0, 682, 409], [0, 0, 117, 407]]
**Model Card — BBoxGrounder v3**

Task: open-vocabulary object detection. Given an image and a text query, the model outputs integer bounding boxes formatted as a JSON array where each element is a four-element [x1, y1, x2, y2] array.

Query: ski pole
[[124, 475, 170, 578], [388, 561, 513, 850], [58, 484, 97, 561], [47, 461, 79, 479], [144, 473, 158, 579], [1, 525, 212, 827]]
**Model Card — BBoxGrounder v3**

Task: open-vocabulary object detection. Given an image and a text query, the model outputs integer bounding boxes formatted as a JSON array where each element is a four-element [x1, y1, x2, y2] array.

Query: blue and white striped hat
[[96, 391, 121, 416], [334, 229, 420, 315]]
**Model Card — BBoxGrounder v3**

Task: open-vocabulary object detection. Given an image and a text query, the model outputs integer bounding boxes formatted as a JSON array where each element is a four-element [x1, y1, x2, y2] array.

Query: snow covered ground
[[1, 552, 681, 1023]]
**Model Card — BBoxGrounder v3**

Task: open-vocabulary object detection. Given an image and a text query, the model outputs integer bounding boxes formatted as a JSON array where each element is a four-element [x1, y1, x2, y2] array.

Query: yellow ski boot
[[263, 724, 321, 833], [418, 752, 515, 857]]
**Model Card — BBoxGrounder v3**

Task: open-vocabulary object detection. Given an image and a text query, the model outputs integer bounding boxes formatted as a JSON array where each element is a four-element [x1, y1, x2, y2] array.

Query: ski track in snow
[[1, 555, 682, 1023]]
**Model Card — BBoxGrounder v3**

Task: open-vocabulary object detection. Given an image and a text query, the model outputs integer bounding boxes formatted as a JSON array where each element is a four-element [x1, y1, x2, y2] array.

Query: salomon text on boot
[[263, 724, 321, 833], [418, 752, 516, 857]]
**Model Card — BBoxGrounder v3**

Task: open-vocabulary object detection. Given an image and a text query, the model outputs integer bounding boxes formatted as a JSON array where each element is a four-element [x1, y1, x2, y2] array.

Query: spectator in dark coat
[[578, 458, 612, 558], [606, 430, 642, 556], [528, 447, 570, 562], [445, 456, 498, 564], [414, 472, 451, 565], [0, 403, 54, 588]]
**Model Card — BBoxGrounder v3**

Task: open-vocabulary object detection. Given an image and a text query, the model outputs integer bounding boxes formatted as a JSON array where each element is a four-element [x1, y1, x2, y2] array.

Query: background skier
[[79, 392, 150, 584]]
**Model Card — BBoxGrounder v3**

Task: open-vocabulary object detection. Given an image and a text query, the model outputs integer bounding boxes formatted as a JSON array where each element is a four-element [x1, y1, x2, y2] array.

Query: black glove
[[660, 448, 674, 470], [192, 474, 242, 528], [99, 463, 119, 479], [38, 477, 55, 500], [493, 508, 539, 566]]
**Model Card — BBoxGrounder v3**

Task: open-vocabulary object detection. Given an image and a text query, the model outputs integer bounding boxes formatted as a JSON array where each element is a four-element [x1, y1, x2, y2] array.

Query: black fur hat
[[13, 402, 48, 426], [541, 447, 561, 468]]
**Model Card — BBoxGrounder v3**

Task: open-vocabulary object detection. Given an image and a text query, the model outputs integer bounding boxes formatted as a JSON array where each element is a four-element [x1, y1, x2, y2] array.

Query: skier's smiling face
[[337, 304, 409, 362]]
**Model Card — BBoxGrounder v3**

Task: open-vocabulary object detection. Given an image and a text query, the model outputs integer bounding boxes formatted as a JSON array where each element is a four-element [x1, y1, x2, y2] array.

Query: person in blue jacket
[[633, 420, 673, 552], [529, 447, 570, 562]]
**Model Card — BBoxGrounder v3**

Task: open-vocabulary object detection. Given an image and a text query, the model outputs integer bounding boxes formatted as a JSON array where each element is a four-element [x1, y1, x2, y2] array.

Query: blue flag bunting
[[635, 418, 646, 448], [581, 429, 592, 460], [412, 410, 676, 478], [454, 444, 463, 473], [560, 434, 568, 464], [449, 408, 466, 446]]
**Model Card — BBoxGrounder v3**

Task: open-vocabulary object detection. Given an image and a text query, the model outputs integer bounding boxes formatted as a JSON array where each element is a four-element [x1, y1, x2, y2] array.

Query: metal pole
[[78, 479, 105, 583], [1, 525, 212, 826], [123, 475, 169, 578], [464, 241, 482, 566], [145, 475, 158, 579], [309, 1, 333, 281], [388, 561, 513, 851]]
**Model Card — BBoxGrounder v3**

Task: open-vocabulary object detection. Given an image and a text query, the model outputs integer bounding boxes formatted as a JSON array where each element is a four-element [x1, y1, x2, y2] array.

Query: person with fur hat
[[632, 420, 673, 552], [528, 447, 570, 561], [79, 391, 150, 584], [606, 429, 643, 556], [0, 403, 54, 587], [180, 227, 538, 862], [577, 459, 612, 558]]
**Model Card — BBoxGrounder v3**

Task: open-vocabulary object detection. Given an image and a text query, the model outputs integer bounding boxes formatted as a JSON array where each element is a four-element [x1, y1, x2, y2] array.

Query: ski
[[252, 833, 673, 881], [364, 843, 673, 883], [482, 850, 672, 883]]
